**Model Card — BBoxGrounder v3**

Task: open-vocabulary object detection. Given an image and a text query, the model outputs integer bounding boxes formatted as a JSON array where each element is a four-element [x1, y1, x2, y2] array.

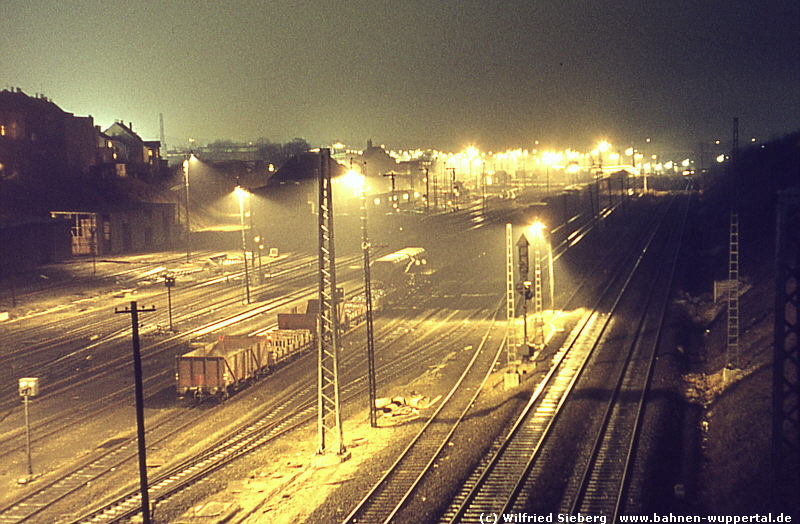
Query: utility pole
[[115, 301, 156, 524]]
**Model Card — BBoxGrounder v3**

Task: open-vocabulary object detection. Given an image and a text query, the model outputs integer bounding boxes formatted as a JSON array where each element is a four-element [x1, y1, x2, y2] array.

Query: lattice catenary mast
[[316, 149, 345, 455]]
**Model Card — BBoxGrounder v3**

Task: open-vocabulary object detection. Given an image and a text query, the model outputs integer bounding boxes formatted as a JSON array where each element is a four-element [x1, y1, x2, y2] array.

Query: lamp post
[[235, 185, 251, 304], [254, 234, 264, 283], [164, 273, 176, 332], [643, 137, 651, 193], [182, 152, 196, 262], [359, 172, 378, 427], [530, 221, 555, 310]]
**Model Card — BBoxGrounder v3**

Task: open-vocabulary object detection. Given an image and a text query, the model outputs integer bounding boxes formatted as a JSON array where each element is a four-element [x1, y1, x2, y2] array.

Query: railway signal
[[517, 233, 529, 281], [18, 377, 39, 480]]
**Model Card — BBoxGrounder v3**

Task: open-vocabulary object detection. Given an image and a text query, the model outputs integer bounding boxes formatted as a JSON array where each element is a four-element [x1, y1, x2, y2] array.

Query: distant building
[[0, 89, 177, 274], [361, 139, 398, 179], [0, 87, 100, 185], [51, 202, 176, 256], [103, 121, 168, 180]]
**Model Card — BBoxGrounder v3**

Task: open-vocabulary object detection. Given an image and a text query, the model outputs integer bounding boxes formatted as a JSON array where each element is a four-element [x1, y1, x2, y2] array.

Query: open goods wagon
[[175, 329, 312, 400], [371, 247, 430, 291]]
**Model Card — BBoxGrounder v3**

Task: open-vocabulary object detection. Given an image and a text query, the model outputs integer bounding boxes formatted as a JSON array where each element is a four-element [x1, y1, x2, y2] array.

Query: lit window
[[0, 125, 5, 136]]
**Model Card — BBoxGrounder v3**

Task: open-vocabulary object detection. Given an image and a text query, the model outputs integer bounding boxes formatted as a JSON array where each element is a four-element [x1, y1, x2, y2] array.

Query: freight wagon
[[175, 329, 312, 401], [371, 247, 430, 291]]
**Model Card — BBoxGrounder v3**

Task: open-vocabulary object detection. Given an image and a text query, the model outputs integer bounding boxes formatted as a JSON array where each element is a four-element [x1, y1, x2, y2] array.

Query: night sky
[[2, 0, 798, 153]]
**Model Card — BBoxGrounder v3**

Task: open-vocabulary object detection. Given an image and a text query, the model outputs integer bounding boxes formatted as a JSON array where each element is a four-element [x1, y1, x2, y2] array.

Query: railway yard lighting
[[235, 185, 252, 304], [345, 163, 379, 426], [182, 152, 197, 262], [18, 377, 39, 480], [529, 220, 555, 310], [254, 235, 264, 282]]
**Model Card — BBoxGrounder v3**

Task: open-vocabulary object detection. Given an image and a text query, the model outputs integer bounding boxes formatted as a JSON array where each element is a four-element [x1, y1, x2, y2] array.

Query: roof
[[263, 151, 346, 188]]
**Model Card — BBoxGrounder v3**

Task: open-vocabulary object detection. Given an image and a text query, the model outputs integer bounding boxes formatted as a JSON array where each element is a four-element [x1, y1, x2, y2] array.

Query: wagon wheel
[[217, 388, 230, 402]]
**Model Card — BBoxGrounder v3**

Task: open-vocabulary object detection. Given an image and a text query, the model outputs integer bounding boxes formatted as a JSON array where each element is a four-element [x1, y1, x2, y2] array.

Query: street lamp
[[529, 220, 555, 311], [344, 165, 378, 426], [182, 152, 196, 262], [164, 272, 176, 332], [234, 185, 251, 304]]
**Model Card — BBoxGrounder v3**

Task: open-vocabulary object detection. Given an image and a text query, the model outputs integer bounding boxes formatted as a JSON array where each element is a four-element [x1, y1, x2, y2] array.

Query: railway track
[[0, 274, 481, 522], [0, 284, 316, 462], [67, 298, 498, 523], [0, 180, 646, 522], [341, 302, 504, 523], [438, 190, 690, 522], [559, 188, 690, 520], [330, 193, 658, 523], [0, 251, 314, 385], [0, 250, 364, 424]]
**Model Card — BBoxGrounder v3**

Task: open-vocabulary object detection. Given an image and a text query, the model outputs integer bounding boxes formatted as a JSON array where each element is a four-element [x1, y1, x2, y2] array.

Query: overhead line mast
[[316, 148, 346, 456]]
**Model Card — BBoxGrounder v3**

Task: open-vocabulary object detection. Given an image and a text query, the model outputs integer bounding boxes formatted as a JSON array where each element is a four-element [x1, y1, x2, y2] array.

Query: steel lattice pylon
[[317, 149, 345, 455], [727, 211, 740, 368], [530, 241, 545, 348], [506, 224, 518, 363], [773, 190, 800, 513]]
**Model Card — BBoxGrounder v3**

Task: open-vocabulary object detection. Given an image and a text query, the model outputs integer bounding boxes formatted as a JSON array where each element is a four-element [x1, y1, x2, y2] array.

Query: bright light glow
[[625, 147, 634, 156], [529, 220, 547, 237], [542, 151, 559, 166], [234, 185, 248, 203], [567, 163, 580, 174], [182, 152, 197, 171], [716, 154, 726, 163], [341, 168, 365, 194]]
